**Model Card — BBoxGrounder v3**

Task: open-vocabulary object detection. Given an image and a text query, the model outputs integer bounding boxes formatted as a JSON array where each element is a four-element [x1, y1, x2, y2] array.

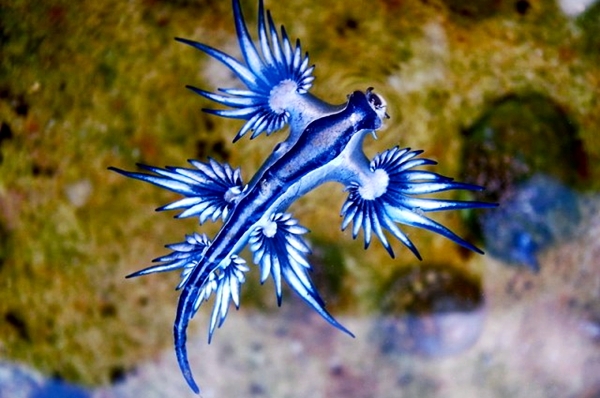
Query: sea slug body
[[109, 0, 495, 393]]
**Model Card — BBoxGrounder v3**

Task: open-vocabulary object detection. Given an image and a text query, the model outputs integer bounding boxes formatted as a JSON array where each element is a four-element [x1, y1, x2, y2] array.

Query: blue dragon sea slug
[[110, 0, 495, 393]]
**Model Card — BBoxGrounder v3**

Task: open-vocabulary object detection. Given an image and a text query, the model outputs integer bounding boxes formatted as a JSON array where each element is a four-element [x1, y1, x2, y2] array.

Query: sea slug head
[[346, 88, 389, 134], [366, 87, 390, 123]]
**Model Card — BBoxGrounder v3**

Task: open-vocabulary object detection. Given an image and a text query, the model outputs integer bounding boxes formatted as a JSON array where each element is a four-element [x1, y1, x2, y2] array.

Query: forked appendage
[[109, 158, 244, 224], [341, 147, 498, 258], [177, 0, 315, 141]]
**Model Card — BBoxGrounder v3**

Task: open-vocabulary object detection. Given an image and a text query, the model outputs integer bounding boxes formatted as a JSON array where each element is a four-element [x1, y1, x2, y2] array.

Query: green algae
[[379, 263, 482, 316], [462, 93, 587, 202], [375, 263, 483, 357], [0, 0, 598, 387]]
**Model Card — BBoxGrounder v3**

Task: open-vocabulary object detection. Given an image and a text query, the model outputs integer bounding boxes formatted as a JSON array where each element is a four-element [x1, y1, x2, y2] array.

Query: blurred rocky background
[[1, 0, 599, 396]]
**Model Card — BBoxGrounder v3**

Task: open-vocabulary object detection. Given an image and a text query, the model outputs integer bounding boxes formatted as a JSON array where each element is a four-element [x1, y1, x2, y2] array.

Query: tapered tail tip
[[183, 368, 200, 394], [175, 329, 200, 394]]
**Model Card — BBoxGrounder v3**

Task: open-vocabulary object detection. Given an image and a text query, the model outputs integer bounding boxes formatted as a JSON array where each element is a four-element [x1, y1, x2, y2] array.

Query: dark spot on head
[[369, 92, 383, 108], [515, 0, 530, 15]]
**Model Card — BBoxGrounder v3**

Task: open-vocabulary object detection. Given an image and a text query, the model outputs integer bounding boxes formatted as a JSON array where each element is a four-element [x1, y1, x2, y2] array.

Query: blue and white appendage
[[176, 0, 316, 141], [341, 147, 492, 259]]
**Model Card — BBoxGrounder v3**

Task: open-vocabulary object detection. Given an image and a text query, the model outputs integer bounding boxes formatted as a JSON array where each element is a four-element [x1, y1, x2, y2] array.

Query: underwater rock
[[462, 93, 587, 270], [480, 174, 580, 271], [374, 264, 484, 357], [0, 361, 90, 398], [462, 93, 586, 202]]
